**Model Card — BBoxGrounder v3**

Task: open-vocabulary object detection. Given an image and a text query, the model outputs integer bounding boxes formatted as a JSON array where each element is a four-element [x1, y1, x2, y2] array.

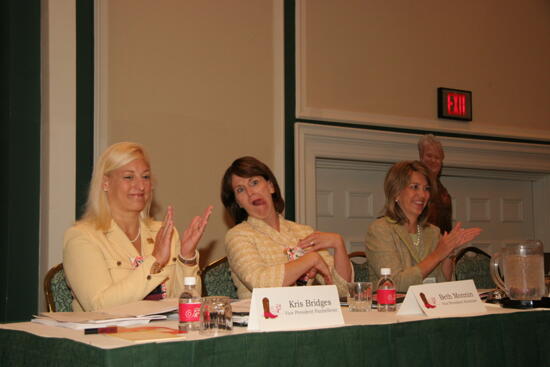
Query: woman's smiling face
[[103, 158, 152, 216], [396, 171, 431, 224]]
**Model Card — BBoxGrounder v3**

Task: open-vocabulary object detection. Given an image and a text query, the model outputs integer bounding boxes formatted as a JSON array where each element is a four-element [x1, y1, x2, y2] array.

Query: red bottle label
[[377, 289, 396, 305], [179, 303, 201, 322]]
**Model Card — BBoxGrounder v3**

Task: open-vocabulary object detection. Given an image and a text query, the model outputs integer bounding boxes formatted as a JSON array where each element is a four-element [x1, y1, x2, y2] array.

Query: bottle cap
[[184, 277, 196, 286], [380, 268, 391, 275]]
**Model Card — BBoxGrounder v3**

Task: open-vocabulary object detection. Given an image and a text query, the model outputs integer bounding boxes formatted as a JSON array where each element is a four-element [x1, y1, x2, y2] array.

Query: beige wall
[[99, 0, 550, 266], [102, 1, 281, 265], [299, 0, 550, 140]]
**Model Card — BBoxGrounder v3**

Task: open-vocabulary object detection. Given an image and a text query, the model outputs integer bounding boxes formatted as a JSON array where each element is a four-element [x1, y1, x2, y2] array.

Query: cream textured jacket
[[63, 219, 200, 311], [365, 217, 446, 292], [225, 215, 350, 299]]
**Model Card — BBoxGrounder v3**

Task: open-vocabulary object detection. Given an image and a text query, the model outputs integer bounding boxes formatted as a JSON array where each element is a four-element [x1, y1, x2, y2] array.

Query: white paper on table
[[31, 317, 153, 330], [99, 298, 178, 317], [248, 285, 343, 332], [34, 298, 176, 330], [398, 280, 486, 317]]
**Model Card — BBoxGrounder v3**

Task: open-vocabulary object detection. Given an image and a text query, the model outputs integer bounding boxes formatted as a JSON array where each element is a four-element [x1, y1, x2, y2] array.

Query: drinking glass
[[199, 296, 232, 336], [347, 282, 372, 312]]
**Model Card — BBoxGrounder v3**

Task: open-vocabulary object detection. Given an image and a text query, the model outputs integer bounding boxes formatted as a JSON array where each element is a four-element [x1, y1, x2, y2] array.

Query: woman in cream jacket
[[63, 142, 212, 311]]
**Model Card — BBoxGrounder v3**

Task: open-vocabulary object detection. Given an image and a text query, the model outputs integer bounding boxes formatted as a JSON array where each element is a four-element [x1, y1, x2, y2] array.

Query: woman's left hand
[[180, 205, 214, 259], [298, 232, 345, 252]]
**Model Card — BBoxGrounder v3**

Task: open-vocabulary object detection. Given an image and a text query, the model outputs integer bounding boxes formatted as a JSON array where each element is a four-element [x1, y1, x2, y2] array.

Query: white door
[[444, 172, 534, 252], [315, 159, 536, 255]]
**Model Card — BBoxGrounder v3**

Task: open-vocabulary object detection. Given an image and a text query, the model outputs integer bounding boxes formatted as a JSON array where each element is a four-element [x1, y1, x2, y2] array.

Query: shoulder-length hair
[[221, 156, 284, 225], [81, 142, 153, 231], [383, 160, 436, 227]]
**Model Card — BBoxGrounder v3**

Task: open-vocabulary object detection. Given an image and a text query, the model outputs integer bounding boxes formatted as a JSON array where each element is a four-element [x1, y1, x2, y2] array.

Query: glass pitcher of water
[[490, 240, 545, 300]]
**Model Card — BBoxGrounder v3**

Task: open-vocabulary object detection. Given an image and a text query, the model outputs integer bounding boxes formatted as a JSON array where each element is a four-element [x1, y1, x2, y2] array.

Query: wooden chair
[[200, 257, 238, 298], [454, 247, 496, 289], [348, 251, 369, 282], [44, 263, 73, 312]]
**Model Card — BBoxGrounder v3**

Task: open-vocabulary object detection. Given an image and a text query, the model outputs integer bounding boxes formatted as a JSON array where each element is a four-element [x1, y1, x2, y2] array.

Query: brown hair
[[221, 156, 284, 224], [383, 160, 436, 227]]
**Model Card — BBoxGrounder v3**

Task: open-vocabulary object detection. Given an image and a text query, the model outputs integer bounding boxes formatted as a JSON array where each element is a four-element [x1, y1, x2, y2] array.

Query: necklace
[[412, 224, 422, 247], [129, 227, 141, 243]]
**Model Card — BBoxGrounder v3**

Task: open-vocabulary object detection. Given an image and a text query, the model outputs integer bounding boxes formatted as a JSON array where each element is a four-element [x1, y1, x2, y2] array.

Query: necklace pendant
[[413, 224, 422, 247]]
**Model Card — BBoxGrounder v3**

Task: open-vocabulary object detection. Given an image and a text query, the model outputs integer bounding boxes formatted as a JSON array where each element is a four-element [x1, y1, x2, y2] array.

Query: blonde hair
[[383, 160, 436, 227], [81, 142, 153, 230]]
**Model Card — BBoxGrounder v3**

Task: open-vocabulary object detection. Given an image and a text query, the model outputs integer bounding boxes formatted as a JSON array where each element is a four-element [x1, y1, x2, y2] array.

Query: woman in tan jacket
[[365, 160, 481, 292]]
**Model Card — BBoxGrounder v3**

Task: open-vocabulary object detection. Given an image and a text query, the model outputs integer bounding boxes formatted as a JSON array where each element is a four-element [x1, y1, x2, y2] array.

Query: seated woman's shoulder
[[424, 222, 441, 234], [226, 221, 254, 237], [65, 220, 94, 236], [368, 217, 392, 229], [63, 220, 102, 247], [147, 220, 163, 232], [285, 219, 313, 233]]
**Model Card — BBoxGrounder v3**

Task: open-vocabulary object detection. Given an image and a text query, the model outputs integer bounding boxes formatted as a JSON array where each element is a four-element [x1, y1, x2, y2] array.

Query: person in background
[[221, 156, 352, 299], [365, 160, 481, 292], [418, 134, 452, 234], [63, 142, 212, 311]]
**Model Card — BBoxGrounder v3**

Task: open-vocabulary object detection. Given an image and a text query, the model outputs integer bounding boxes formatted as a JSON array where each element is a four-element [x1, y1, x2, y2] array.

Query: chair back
[[349, 251, 369, 282], [44, 263, 73, 312], [454, 247, 496, 289], [201, 257, 238, 298]]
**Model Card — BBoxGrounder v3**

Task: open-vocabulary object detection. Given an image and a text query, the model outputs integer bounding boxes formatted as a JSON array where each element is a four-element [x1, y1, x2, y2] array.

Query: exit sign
[[437, 87, 472, 121]]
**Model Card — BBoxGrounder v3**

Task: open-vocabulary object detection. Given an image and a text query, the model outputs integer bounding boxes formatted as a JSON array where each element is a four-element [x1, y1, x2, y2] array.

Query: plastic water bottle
[[377, 268, 396, 312], [179, 277, 202, 332]]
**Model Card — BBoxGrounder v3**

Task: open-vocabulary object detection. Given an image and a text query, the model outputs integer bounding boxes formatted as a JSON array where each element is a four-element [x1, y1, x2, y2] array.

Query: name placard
[[397, 280, 486, 317], [248, 285, 343, 331]]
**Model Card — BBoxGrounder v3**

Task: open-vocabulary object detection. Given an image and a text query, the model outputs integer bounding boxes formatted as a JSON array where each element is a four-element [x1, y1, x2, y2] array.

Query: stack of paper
[[32, 298, 179, 330]]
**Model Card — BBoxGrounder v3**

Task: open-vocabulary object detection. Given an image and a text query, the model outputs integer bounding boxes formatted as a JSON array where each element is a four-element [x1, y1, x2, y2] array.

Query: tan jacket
[[63, 219, 200, 311], [365, 217, 445, 292], [225, 216, 350, 299]]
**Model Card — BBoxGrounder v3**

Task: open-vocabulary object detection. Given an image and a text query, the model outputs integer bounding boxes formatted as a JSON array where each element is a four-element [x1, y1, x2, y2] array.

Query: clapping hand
[[152, 206, 176, 266], [180, 205, 213, 259], [439, 222, 482, 257]]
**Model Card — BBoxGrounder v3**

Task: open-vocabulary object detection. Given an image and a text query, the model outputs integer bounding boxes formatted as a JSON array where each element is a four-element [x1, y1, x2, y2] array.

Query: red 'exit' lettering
[[447, 93, 466, 116]]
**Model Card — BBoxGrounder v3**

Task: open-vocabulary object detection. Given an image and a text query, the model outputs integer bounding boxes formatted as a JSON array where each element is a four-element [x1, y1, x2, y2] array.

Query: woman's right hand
[[152, 206, 175, 266], [283, 251, 333, 286], [308, 252, 333, 285], [437, 222, 482, 258]]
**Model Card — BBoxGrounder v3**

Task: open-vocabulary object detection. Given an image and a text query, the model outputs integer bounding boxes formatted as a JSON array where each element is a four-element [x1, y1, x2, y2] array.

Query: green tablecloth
[[1, 311, 549, 367]]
